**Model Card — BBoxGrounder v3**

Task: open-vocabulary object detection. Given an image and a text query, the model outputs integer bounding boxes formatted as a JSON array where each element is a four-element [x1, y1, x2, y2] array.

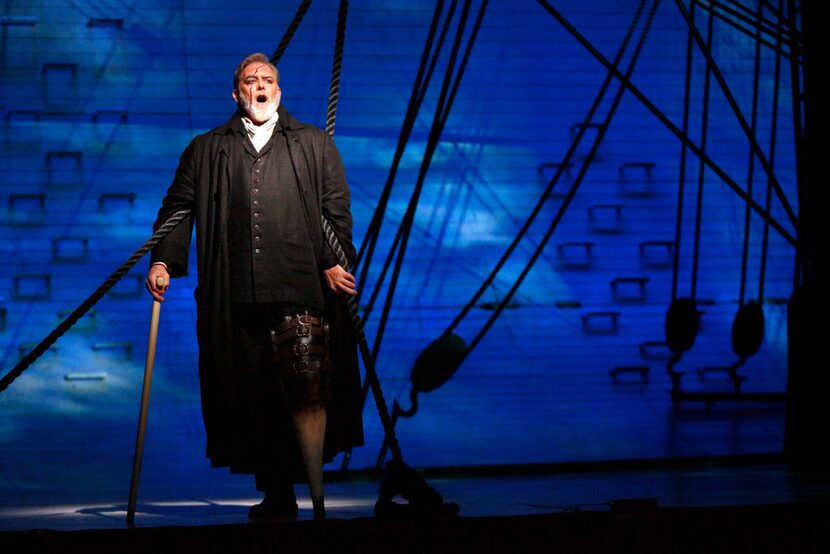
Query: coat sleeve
[[150, 139, 198, 278], [320, 133, 356, 269]]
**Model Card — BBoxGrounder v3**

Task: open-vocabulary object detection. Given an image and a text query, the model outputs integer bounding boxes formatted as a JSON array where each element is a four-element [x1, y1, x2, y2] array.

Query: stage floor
[[2, 460, 829, 532]]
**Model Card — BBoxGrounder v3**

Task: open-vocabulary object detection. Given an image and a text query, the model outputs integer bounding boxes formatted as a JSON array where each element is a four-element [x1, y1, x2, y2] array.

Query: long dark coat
[[151, 105, 363, 473]]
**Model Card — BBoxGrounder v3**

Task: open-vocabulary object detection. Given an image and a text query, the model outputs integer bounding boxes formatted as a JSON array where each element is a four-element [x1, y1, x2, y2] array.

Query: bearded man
[[146, 52, 363, 519]]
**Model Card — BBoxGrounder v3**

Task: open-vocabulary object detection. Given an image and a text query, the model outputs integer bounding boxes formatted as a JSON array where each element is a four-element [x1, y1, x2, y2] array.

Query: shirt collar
[[240, 109, 280, 137]]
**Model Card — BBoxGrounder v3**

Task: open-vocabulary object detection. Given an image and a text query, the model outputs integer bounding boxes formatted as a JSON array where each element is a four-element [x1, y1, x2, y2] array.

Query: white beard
[[242, 95, 279, 124]]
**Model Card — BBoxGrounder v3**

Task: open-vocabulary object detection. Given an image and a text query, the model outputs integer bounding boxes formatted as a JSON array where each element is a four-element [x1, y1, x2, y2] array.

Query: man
[[146, 53, 363, 519]]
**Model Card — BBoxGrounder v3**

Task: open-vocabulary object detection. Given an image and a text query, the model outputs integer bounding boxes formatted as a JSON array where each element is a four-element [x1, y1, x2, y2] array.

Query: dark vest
[[227, 124, 324, 308]]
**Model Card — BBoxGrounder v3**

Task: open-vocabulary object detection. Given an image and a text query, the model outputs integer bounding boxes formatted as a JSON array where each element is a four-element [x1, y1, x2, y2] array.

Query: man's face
[[232, 62, 281, 125]]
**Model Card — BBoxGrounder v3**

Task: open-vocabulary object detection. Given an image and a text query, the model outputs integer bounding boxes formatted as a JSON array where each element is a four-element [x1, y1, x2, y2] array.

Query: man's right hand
[[146, 264, 170, 302]]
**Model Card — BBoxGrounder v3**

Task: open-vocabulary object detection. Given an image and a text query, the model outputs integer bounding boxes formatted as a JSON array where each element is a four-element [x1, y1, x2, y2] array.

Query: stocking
[[292, 406, 327, 517]]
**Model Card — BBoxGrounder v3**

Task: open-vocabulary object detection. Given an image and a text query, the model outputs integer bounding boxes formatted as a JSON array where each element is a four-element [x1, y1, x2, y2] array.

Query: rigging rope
[[758, 0, 786, 302], [672, 0, 696, 301], [339, 1, 456, 467], [538, 0, 796, 247], [313, 0, 404, 464], [785, 0, 804, 286], [271, 0, 312, 64], [355, 0, 454, 291], [690, 6, 715, 301], [319, 5, 459, 513], [738, 0, 765, 307], [457, 0, 661, 357], [0, 210, 190, 394], [325, 0, 348, 136], [362, 0, 488, 361], [673, 0, 797, 231], [321, 218, 403, 462], [371, 0, 654, 456], [696, 0, 800, 50], [443, 0, 649, 337]]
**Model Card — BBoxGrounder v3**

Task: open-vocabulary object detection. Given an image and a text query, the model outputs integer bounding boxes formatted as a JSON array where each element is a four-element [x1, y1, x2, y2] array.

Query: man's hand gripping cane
[[146, 263, 170, 302]]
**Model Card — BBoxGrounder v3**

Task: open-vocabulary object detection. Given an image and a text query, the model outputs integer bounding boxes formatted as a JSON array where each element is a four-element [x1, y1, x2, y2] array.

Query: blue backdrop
[[0, 0, 796, 503]]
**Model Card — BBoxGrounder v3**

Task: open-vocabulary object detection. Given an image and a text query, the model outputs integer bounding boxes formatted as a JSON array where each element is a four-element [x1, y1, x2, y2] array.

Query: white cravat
[[241, 110, 280, 152]]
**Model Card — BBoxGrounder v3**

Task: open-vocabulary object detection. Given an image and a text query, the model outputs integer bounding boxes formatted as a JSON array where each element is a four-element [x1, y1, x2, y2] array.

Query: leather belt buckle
[[297, 314, 317, 326]]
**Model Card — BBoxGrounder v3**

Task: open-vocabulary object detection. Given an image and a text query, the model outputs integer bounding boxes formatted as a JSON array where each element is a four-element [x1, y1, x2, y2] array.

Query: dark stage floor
[[2, 460, 829, 552]]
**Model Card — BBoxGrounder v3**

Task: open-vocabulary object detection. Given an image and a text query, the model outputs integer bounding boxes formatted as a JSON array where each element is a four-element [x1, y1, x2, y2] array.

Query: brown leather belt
[[270, 316, 326, 346], [269, 311, 331, 411]]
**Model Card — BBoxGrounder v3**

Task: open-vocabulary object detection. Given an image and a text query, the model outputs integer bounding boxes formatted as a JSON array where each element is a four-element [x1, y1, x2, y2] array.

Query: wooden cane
[[127, 276, 164, 525]]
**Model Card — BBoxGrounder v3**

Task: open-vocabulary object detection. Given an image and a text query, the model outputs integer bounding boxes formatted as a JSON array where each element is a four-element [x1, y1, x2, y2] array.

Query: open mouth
[[256, 95, 267, 103]]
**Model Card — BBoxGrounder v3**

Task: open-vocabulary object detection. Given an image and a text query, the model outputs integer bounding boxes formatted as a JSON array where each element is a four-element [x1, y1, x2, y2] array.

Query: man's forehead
[[242, 63, 276, 79]]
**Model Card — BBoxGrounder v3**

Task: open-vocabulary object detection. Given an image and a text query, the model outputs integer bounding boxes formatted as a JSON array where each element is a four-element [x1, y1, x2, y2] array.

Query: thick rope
[[325, 0, 348, 136], [271, 0, 313, 64], [0, 209, 191, 394], [321, 218, 403, 462], [317, 0, 404, 463], [340, 0, 453, 470]]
